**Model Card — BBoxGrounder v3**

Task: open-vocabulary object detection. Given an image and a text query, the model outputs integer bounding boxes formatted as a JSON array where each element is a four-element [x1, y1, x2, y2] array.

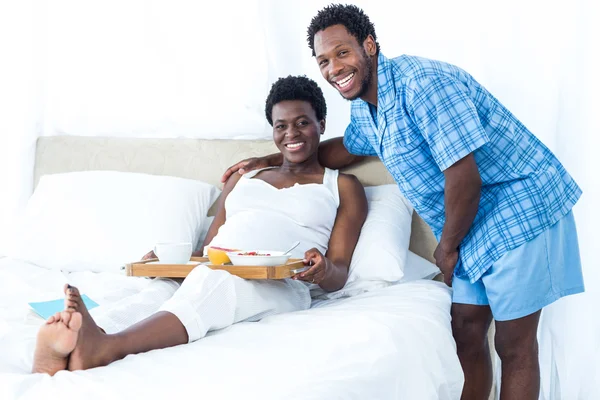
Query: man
[[222, 4, 584, 399]]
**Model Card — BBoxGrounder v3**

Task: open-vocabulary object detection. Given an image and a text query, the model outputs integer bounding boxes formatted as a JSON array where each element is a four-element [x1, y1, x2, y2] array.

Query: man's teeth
[[286, 142, 304, 149], [336, 73, 354, 88]]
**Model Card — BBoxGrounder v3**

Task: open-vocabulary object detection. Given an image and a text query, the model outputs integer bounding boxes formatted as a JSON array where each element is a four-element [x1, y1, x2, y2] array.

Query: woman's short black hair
[[265, 75, 327, 126], [307, 4, 380, 57]]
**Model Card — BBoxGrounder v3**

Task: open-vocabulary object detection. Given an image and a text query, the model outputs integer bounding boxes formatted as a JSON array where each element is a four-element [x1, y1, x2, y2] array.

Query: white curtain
[[0, 0, 598, 398]]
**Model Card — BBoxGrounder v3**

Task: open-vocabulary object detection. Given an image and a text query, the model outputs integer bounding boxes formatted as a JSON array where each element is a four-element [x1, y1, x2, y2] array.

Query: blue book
[[28, 294, 99, 320]]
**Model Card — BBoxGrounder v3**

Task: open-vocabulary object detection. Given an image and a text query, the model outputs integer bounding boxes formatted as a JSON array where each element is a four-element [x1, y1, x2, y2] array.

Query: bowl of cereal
[[226, 250, 292, 267]]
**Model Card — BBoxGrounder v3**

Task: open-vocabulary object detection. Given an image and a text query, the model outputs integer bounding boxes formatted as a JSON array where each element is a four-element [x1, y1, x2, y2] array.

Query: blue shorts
[[452, 210, 584, 321]]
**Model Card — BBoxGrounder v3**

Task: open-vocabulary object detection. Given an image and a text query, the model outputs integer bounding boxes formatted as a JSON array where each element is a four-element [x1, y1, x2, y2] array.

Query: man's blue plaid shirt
[[344, 53, 582, 283]]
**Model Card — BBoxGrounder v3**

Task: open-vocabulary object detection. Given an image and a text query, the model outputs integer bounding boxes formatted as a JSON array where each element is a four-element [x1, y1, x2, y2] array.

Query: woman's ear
[[320, 119, 326, 135]]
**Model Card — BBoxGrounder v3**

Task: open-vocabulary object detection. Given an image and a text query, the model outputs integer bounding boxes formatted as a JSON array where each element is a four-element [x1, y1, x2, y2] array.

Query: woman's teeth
[[286, 142, 304, 149]]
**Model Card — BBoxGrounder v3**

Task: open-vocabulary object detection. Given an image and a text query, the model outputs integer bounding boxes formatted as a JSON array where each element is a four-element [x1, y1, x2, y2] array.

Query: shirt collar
[[352, 52, 396, 114], [375, 52, 396, 113]]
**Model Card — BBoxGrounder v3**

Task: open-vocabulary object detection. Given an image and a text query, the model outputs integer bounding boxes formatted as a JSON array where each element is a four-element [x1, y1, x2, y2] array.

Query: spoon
[[284, 240, 301, 255]]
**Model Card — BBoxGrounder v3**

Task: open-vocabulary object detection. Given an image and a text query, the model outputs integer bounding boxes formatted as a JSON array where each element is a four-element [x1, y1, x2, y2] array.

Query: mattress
[[0, 257, 464, 400]]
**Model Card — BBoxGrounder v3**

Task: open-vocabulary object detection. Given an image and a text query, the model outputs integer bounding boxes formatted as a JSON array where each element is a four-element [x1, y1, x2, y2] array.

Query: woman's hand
[[293, 248, 331, 285]]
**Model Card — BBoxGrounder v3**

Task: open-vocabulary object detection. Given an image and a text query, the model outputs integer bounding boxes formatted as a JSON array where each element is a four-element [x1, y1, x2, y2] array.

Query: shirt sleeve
[[343, 122, 378, 156], [406, 76, 490, 171]]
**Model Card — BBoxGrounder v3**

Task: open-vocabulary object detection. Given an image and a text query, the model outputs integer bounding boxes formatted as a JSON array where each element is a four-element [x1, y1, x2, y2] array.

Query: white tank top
[[208, 167, 340, 259]]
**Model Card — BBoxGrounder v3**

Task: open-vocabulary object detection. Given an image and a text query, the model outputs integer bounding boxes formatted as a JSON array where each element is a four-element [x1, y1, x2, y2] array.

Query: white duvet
[[0, 257, 464, 400]]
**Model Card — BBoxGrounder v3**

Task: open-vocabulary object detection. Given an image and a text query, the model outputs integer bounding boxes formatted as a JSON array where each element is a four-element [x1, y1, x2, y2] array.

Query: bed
[[0, 137, 468, 399]]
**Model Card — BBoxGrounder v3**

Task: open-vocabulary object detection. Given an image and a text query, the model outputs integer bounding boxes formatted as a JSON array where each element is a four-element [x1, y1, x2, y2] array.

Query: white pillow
[[318, 185, 413, 299], [400, 251, 440, 282], [347, 184, 413, 282], [317, 251, 441, 300], [197, 216, 215, 251], [7, 171, 220, 273]]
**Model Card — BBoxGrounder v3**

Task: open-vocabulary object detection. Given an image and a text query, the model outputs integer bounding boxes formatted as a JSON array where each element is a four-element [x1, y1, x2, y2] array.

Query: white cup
[[154, 242, 193, 264]]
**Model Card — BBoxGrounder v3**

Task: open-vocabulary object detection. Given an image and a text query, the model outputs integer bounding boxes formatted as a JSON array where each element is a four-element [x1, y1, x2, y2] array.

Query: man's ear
[[320, 119, 326, 135], [363, 34, 377, 57]]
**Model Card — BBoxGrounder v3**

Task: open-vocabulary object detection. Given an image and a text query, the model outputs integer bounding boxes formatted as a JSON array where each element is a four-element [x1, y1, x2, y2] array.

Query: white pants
[[91, 266, 311, 342]]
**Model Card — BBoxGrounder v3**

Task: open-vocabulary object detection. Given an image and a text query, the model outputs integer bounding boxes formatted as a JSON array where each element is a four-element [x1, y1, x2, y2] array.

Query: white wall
[[0, 1, 598, 398]]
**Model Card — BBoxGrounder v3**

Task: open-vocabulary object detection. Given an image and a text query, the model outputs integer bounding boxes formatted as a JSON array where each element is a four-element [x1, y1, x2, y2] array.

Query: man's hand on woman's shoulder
[[221, 153, 283, 183]]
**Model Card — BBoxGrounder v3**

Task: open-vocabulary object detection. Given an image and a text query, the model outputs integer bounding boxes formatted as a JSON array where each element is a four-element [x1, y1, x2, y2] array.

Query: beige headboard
[[34, 136, 438, 262]]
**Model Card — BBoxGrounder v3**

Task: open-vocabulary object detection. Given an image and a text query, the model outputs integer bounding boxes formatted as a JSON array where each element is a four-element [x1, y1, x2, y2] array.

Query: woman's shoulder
[[243, 166, 278, 180], [328, 171, 367, 218], [336, 171, 362, 186], [336, 172, 365, 197]]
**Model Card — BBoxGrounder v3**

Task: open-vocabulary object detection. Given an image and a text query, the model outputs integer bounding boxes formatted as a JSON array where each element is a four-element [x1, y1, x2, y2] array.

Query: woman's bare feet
[[65, 285, 117, 371], [32, 310, 82, 375]]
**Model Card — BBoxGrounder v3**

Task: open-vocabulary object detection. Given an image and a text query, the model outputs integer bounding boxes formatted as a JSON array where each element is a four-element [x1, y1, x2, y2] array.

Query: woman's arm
[[299, 173, 368, 292], [193, 172, 243, 256]]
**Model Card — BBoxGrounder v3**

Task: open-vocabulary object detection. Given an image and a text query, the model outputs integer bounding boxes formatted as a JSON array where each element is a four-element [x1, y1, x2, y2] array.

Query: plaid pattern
[[344, 53, 582, 282]]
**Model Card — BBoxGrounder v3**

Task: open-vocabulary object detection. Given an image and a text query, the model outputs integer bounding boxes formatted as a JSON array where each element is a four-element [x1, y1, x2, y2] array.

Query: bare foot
[[32, 310, 82, 375], [65, 285, 114, 371]]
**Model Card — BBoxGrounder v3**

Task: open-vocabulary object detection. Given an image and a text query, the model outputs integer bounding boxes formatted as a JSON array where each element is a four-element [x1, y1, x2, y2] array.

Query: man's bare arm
[[317, 137, 365, 170], [221, 137, 364, 183], [434, 154, 481, 285]]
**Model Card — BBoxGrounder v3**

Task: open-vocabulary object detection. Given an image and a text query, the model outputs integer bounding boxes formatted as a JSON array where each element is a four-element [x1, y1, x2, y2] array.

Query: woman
[[31, 76, 368, 376]]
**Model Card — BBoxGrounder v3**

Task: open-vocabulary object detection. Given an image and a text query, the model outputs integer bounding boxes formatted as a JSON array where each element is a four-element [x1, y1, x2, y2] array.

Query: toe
[[61, 310, 72, 325], [67, 286, 81, 297], [64, 285, 82, 310], [47, 312, 61, 324], [65, 299, 78, 311], [68, 312, 82, 331]]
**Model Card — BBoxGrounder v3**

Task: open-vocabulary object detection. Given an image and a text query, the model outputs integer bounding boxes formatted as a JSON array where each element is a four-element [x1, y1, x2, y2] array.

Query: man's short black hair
[[265, 75, 327, 126], [307, 4, 380, 57]]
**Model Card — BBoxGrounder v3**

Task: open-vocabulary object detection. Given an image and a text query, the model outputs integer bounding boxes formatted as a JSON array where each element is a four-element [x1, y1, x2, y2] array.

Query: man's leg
[[481, 211, 584, 399], [494, 311, 541, 400], [451, 303, 493, 400]]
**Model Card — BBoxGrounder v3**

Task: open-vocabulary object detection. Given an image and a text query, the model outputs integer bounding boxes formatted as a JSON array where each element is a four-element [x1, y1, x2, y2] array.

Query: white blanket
[[0, 258, 464, 400]]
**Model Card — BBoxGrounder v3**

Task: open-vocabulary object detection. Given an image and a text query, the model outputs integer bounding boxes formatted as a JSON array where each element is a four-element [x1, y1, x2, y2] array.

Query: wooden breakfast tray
[[125, 257, 307, 280]]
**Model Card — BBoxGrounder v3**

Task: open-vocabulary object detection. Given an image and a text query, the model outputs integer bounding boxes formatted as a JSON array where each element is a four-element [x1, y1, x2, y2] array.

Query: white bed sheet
[[0, 257, 463, 400]]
